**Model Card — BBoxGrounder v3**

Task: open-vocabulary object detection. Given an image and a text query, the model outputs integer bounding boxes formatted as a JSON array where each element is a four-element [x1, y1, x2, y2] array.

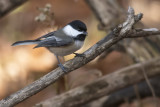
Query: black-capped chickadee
[[12, 20, 88, 72]]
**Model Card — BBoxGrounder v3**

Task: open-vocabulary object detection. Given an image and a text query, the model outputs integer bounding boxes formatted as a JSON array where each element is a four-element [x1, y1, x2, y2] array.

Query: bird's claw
[[58, 64, 67, 73], [74, 53, 85, 57]]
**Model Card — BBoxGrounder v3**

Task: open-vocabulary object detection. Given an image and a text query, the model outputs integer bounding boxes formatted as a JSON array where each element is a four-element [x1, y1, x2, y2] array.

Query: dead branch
[[35, 58, 160, 107], [0, 0, 27, 18], [0, 7, 160, 107], [85, 0, 125, 30], [103, 76, 160, 107], [86, 0, 160, 63]]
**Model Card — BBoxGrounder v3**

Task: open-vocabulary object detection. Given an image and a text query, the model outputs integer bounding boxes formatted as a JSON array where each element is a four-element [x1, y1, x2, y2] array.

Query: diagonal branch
[[35, 57, 160, 107], [0, 0, 28, 18], [0, 7, 160, 107]]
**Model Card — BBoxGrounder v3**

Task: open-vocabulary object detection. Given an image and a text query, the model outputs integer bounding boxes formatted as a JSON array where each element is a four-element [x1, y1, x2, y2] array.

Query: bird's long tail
[[12, 40, 40, 46]]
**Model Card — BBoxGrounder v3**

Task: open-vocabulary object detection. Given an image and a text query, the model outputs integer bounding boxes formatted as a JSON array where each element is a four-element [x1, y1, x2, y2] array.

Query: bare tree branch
[[0, 0, 27, 18], [85, 0, 125, 30], [0, 7, 160, 107], [35, 57, 160, 107], [102, 76, 160, 107], [141, 65, 158, 107], [86, 0, 160, 63]]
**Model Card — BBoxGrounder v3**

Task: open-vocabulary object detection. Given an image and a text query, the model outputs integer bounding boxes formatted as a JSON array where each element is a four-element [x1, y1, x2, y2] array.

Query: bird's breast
[[48, 40, 84, 56]]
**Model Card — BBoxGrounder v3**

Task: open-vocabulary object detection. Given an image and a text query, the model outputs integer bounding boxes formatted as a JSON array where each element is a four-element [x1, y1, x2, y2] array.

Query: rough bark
[[35, 58, 160, 107], [0, 7, 160, 107], [86, 0, 160, 62], [102, 76, 160, 107]]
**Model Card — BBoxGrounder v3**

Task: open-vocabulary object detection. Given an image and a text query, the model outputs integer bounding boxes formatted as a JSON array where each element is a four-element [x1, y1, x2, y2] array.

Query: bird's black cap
[[68, 20, 87, 32]]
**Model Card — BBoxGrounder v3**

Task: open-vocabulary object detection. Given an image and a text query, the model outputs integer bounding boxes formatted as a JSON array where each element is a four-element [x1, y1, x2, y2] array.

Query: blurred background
[[0, 0, 160, 107]]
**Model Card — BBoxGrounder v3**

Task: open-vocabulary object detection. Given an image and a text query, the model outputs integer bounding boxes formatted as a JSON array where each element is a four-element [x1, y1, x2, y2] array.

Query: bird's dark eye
[[78, 29, 81, 31]]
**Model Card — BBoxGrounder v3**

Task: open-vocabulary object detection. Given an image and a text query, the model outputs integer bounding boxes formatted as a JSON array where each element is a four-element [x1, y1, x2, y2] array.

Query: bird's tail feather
[[12, 40, 40, 46]]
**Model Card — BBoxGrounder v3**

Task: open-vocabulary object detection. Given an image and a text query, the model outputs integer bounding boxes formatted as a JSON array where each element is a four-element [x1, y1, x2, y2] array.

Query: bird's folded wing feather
[[34, 34, 74, 48], [35, 31, 55, 40]]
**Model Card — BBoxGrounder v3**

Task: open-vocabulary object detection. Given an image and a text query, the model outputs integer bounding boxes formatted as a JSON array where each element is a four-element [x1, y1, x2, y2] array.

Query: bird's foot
[[74, 53, 85, 57], [58, 63, 67, 73]]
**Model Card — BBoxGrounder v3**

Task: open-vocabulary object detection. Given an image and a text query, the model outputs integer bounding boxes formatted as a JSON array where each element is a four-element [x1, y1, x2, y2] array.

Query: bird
[[12, 20, 88, 72]]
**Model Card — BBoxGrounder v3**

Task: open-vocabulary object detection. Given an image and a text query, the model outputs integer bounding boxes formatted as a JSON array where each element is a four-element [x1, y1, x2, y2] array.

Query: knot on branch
[[1, 6, 160, 107]]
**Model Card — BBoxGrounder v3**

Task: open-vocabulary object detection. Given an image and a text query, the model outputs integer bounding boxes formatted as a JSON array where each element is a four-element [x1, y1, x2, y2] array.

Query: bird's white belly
[[48, 41, 84, 56]]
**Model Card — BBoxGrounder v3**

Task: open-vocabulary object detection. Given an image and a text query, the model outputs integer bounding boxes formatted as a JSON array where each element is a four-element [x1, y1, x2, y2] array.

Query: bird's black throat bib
[[73, 34, 87, 41]]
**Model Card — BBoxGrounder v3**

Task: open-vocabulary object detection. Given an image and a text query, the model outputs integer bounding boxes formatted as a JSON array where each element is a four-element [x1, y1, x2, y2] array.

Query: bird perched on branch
[[12, 20, 88, 72]]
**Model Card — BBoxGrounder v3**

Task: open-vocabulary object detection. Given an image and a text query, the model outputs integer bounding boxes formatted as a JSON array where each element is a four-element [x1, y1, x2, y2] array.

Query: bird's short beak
[[83, 32, 88, 36]]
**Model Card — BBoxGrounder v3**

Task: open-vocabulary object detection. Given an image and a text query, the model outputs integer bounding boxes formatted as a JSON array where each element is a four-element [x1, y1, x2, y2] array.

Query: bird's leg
[[73, 52, 85, 57], [56, 55, 67, 72]]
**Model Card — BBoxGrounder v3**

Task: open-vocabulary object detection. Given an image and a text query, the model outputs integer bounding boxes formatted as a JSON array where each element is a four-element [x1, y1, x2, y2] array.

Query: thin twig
[[141, 64, 158, 107], [0, 7, 160, 107]]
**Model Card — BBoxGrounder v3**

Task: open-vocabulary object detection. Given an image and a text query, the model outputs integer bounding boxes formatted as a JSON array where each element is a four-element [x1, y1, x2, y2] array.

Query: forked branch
[[0, 7, 160, 107]]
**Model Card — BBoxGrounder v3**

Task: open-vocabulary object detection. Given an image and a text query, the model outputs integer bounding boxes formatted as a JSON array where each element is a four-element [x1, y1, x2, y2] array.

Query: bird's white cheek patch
[[63, 25, 82, 37]]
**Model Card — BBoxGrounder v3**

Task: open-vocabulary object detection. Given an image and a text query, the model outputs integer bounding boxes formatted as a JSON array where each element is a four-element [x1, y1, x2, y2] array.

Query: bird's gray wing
[[34, 34, 74, 48], [35, 31, 55, 40]]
